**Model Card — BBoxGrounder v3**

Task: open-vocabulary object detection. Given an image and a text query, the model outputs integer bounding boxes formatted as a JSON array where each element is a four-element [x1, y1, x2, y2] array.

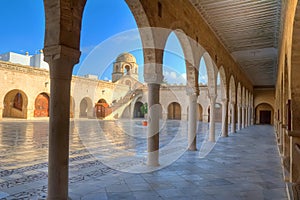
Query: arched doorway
[[198, 104, 203, 121], [168, 102, 181, 120], [95, 99, 109, 118], [34, 93, 49, 117], [3, 89, 28, 119], [80, 97, 93, 118], [255, 103, 274, 124], [134, 101, 144, 118]]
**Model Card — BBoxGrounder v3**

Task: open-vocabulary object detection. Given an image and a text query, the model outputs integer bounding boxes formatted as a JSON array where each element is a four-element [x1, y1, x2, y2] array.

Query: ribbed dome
[[116, 52, 136, 63]]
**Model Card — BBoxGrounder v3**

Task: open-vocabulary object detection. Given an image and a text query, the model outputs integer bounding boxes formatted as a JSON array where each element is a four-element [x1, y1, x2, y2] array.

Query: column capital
[[43, 45, 81, 64]]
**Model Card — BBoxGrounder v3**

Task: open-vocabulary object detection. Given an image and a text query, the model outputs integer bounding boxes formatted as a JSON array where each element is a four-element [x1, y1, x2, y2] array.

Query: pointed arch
[[237, 82, 242, 106], [218, 66, 227, 100], [163, 31, 186, 84], [229, 75, 236, 104], [202, 52, 218, 97]]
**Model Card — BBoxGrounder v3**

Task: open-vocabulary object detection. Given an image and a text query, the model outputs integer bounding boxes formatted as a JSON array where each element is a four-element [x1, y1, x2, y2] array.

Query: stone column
[[242, 105, 245, 129], [248, 106, 251, 126], [237, 104, 241, 131], [221, 99, 229, 137], [245, 106, 248, 127], [44, 45, 80, 200], [251, 106, 254, 125], [188, 93, 198, 151], [147, 83, 160, 166], [231, 102, 236, 133], [209, 95, 216, 142]]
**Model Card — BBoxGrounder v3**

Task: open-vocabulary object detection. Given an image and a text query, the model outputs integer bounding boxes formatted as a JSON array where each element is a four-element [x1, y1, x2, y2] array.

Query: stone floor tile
[[0, 120, 288, 199]]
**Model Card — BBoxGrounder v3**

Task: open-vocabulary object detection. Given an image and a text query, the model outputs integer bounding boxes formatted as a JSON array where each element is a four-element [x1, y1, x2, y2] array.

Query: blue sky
[[0, 0, 208, 84]]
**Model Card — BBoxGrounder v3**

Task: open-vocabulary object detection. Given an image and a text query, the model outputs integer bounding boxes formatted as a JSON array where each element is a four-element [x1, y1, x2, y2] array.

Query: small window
[[158, 2, 162, 17]]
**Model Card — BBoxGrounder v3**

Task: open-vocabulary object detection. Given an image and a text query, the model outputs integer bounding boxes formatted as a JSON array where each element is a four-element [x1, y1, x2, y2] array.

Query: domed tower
[[112, 52, 138, 82]]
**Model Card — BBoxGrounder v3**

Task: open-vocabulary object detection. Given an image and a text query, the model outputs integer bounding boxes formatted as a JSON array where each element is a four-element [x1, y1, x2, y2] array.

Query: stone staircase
[[103, 89, 143, 120]]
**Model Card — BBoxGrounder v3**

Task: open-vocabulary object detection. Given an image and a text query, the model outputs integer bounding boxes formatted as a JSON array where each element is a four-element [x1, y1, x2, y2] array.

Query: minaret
[[112, 52, 138, 82]]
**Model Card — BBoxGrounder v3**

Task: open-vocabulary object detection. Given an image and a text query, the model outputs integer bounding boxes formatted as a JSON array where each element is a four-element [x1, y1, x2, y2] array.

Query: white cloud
[[170, 72, 177, 79], [163, 70, 186, 84]]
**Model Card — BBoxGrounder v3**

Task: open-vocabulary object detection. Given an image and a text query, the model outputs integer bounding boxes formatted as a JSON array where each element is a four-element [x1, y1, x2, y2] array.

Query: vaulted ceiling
[[190, 0, 281, 87]]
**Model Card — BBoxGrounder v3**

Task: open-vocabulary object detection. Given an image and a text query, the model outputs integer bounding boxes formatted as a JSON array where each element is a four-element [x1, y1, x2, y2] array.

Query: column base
[[147, 151, 159, 166], [188, 147, 197, 151], [221, 134, 229, 137]]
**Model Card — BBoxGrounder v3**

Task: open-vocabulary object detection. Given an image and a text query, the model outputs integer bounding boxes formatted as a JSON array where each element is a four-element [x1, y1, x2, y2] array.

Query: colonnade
[[42, 0, 255, 199]]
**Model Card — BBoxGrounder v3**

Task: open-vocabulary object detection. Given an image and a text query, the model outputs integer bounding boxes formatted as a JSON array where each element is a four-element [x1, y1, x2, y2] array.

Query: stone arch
[[79, 97, 93, 118], [34, 92, 50, 117], [203, 52, 218, 97], [125, 0, 151, 28], [3, 89, 28, 119], [218, 66, 227, 100], [255, 103, 274, 125], [237, 82, 242, 106], [167, 102, 181, 120], [163, 30, 186, 85], [172, 29, 195, 67], [198, 56, 208, 86], [171, 29, 198, 92], [229, 75, 236, 104]]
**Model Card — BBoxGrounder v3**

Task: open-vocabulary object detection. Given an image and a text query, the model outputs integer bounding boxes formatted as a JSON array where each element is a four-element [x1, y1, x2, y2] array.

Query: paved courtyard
[[0, 119, 287, 200]]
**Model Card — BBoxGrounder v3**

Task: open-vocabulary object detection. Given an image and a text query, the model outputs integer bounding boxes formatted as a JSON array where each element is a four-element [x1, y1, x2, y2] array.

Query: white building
[[0, 51, 49, 70]]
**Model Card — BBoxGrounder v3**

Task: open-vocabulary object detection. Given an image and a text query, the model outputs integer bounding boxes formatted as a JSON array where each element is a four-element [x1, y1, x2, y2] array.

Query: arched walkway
[[3, 90, 28, 119], [34, 93, 49, 117], [167, 102, 181, 120]]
